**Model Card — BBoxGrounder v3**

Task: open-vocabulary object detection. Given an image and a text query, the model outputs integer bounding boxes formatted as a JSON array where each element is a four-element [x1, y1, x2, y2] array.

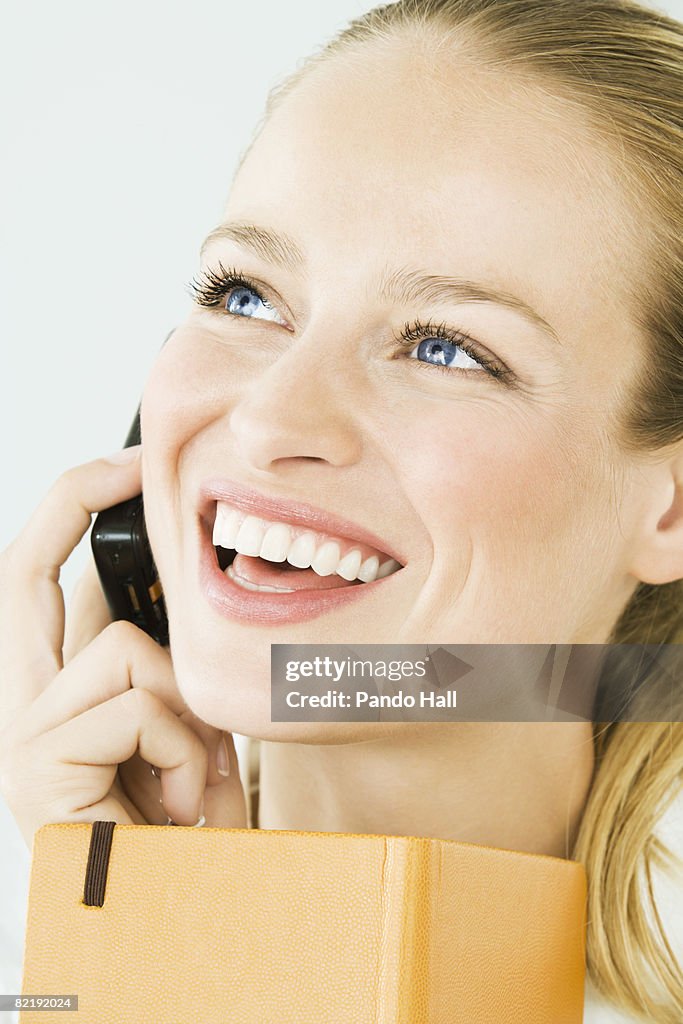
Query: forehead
[[226, 36, 642, 341]]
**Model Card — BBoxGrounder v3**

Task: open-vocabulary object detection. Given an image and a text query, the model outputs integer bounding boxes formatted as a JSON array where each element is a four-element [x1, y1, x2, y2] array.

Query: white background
[[2, 2, 682, 1021]]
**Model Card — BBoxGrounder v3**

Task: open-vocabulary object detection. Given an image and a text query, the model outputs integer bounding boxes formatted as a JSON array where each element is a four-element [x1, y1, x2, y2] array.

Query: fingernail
[[216, 732, 231, 777], [103, 445, 142, 465]]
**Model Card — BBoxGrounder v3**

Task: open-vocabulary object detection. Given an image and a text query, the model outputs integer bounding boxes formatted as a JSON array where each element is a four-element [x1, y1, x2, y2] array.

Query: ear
[[627, 443, 683, 586]]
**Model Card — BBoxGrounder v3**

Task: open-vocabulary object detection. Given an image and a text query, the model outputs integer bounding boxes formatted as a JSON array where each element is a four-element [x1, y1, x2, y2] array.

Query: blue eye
[[188, 264, 287, 325], [412, 337, 482, 371], [398, 317, 513, 382], [224, 285, 286, 324]]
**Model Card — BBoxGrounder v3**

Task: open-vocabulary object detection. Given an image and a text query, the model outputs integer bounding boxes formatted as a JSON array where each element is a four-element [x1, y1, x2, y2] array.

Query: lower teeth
[[226, 564, 296, 594]]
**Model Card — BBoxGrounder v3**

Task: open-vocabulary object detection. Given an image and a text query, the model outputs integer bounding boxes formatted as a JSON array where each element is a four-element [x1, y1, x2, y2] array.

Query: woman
[[1, 0, 681, 1020]]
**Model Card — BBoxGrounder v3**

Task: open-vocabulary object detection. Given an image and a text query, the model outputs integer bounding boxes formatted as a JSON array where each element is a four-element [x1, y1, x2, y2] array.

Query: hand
[[62, 536, 248, 833], [0, 448, 247, 849]]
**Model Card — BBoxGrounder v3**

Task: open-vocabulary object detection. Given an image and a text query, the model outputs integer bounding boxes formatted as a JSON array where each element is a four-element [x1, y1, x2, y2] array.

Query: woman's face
[[141, 38, 650, 737]]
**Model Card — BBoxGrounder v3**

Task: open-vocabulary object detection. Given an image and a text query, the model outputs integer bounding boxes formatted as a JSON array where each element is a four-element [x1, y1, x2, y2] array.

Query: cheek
[[140, 330, 228, 459], [394, 397, 611, 556], [138, 332, 231, 594]]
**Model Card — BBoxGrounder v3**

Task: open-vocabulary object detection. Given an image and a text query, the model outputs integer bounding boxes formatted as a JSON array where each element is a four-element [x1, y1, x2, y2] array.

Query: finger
[[0, 448, 142, 713], [41, 686, 207, 826], [63, 552, 112, 664], [15, 621, 184, 741], [200, 732, 248, 829], [119, 730, 247, 828], [117, 713, 230, 826], [180, 731, 246, 828], [180, 711, 230, 788], [36, 619, 230, 786]]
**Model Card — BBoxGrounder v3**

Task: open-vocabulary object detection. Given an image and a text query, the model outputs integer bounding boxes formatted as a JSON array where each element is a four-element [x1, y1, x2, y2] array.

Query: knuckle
[[53, 464, 79, 495], [100, 619, 141, 647], [121, 686, 161, 718], [177, 734, 208, 776]]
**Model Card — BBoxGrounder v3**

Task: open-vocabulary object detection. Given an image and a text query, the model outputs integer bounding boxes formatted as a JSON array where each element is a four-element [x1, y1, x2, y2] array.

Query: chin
[[167, 624, 420, 744]]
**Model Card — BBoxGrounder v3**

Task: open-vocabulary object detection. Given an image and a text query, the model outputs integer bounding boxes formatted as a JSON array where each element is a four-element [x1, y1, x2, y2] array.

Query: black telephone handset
[[90, 406, 169, 646]]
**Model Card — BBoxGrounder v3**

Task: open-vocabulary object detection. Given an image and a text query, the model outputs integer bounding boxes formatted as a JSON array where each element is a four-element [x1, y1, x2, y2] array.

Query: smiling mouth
[[211, 500, 403, 594]]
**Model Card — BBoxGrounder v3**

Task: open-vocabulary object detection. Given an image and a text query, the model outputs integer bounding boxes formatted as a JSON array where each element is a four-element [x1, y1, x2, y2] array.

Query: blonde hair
[[253, 1, 683, 1019]]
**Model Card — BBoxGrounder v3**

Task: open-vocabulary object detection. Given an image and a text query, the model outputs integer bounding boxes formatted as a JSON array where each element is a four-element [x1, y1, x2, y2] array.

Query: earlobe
[[628, 449, 683, 586]]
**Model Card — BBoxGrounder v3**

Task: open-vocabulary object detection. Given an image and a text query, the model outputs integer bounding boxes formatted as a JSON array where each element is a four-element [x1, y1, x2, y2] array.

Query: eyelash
[[186, 262, 515, 385]]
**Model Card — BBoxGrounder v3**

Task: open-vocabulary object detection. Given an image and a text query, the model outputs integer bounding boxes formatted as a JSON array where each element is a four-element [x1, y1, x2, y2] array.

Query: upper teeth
[[212, 503, 401, 584]]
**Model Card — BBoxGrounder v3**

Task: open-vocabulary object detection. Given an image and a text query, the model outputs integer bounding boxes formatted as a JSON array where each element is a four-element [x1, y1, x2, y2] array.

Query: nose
[[228, 334, 363, 473]]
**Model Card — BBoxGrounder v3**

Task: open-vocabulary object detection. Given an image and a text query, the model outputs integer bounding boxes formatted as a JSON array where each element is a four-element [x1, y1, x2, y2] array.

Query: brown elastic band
[[83, 820, 116, 906]]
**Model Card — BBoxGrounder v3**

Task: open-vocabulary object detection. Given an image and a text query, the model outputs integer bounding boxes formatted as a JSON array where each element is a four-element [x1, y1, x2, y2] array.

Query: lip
[[197, 479, 406, 626]]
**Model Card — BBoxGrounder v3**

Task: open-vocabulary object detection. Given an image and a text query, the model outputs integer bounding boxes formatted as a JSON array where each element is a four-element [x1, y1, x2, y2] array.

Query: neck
[[257, 722, 594, 858]]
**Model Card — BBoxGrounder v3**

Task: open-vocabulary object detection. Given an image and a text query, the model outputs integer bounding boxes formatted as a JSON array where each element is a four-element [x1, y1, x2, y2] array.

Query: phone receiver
[[90, 330, 174, 646]]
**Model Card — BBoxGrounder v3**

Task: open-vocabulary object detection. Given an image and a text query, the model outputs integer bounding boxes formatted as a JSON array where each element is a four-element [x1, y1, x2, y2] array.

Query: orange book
[[20, 822, 586, 1023]]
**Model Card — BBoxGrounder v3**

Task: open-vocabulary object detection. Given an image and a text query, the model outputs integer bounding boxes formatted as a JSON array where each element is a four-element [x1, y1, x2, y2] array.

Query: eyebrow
[[200, 221, 560, 345], [201, 221, 305, 271]]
